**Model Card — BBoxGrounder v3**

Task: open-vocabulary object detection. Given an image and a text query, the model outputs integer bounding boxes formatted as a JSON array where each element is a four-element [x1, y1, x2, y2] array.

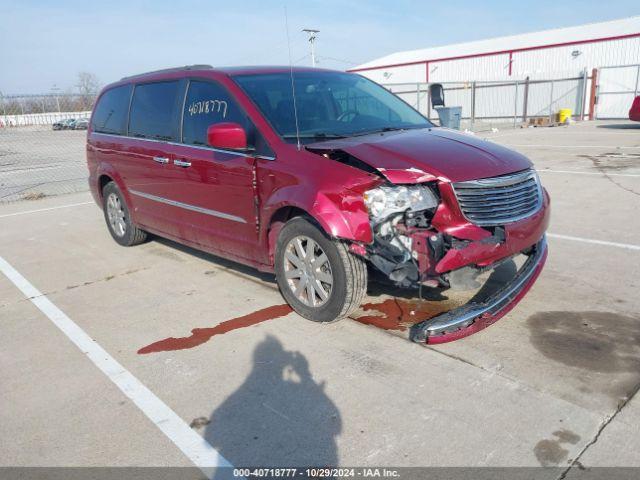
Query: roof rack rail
[[120, 64, 213, 81]]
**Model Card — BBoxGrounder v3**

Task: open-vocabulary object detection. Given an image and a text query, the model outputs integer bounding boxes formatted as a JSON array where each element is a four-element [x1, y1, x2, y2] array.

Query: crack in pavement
[[423, 343, 580, 409], [2, 267, 149, 307], [557, 380, 640, 479], [586, 156, 640, 197]]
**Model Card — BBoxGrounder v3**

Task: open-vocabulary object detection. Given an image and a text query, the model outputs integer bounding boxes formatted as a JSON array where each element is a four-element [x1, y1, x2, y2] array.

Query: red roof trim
[[348, 32, 640, 73]]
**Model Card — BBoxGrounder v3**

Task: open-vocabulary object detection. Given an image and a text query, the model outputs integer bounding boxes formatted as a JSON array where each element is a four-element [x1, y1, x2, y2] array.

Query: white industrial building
[[351, 16, 640, 120]]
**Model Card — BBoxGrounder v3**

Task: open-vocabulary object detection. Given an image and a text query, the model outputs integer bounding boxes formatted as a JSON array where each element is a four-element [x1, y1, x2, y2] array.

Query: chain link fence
[[0, 93, 95, 203], [383, 73, 590, 132], [0, 74, 595, 204]]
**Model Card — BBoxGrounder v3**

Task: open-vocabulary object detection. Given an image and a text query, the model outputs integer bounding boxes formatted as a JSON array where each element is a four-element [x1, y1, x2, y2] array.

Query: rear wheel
[[275, 217, 367, 322], [102, 182, 147, 246]]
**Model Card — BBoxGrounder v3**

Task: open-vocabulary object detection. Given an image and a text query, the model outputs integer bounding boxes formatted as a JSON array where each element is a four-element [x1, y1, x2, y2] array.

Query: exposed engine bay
[[303, 134, 549, 342], [367, 205, 435, 287], [365, 201, 514, 292], [361, 180, 506, 291]]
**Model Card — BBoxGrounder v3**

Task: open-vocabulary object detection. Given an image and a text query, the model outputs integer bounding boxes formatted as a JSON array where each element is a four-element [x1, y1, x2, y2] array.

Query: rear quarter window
[[129, 81, 182, 141], [91, 85, 132, 135]]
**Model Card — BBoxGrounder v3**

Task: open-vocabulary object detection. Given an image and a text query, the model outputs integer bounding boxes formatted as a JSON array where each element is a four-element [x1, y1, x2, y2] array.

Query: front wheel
[[275, 217, 367, 322]]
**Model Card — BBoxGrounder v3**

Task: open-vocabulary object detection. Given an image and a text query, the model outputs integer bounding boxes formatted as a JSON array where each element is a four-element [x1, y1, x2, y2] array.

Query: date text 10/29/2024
[[233, 468, 400, 478]]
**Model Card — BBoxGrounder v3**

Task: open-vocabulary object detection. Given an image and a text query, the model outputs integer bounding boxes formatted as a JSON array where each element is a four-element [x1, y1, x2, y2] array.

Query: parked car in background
[[87, 65, 549, 344], [630, 96, 640, 122], [73, 118, 89, 130], [52, 118, 76, 130]]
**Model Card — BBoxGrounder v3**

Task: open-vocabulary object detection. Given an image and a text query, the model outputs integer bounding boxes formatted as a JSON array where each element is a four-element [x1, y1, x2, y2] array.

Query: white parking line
[[0, 201, 94, 218], [548, 233, 640, 251], [492, 130, 639, 136], [502, 144, 640, 149], [539, 170, 640, 178], [0, 256, 233, 477]]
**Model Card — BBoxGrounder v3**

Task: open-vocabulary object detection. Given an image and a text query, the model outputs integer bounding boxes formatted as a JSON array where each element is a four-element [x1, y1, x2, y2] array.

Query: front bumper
[[410, 236, 548, 344]]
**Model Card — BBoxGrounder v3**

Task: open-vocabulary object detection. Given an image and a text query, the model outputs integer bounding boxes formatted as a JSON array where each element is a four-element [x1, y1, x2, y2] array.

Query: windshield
[[233, 71, 432, 143]]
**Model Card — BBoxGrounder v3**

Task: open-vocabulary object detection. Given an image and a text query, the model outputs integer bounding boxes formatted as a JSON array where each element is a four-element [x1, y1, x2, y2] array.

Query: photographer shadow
[[205, 336, 341, 478]]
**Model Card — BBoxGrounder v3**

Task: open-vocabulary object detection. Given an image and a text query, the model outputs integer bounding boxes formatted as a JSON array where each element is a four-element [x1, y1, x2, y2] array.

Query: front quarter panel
[[258, 149, 382, 264]]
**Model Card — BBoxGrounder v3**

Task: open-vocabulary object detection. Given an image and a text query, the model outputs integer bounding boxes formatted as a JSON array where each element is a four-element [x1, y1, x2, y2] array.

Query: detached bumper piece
[[410, 236, 548, 344]]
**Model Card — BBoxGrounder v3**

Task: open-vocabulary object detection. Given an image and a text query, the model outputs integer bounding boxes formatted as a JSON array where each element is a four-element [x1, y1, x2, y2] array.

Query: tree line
[[2, 72, 100, 115]]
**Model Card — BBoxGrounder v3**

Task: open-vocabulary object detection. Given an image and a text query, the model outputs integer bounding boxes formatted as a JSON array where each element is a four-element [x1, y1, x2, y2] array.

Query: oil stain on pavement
[[534, 429, 581, 466], [527, 311, 640, 373], [137, 304, 292, 354], [527, 310, 640, 401]]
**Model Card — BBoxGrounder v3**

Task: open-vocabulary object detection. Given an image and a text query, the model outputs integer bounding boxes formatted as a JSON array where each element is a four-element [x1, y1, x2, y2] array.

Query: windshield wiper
[[283, 133, 347, 140], [153, 134, 173, 141], [351, 126, 417, 137]]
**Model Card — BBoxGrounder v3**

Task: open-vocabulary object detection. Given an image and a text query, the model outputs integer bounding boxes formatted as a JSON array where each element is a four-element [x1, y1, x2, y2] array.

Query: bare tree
[[76, 72, 100, 110], [76, 72, 100, 95]]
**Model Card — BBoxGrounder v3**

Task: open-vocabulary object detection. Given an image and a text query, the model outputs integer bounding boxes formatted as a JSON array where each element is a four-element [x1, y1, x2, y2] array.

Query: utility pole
[[51, 84, 61, 113], [302, 29, 319, 67]]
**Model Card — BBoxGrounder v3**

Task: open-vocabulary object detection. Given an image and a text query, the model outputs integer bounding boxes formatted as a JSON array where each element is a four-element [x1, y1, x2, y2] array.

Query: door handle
[[174, 159, 191, 168], [153, 156, 170, 164]]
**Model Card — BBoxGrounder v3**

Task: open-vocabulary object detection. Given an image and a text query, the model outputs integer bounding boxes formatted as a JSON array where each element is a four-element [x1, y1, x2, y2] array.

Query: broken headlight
[[363, 185, 438, 222]]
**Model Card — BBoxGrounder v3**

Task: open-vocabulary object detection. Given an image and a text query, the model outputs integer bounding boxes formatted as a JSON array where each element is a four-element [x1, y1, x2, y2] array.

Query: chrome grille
[[452, 169, 542, 226]]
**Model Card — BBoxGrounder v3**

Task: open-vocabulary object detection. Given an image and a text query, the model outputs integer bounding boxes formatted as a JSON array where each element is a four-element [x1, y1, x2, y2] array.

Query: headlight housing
[[363, 185, 438, 222]]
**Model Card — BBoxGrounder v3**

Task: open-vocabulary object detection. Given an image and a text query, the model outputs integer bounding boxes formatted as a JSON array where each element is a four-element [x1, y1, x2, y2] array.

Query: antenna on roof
[[284, 6, 302, 151]]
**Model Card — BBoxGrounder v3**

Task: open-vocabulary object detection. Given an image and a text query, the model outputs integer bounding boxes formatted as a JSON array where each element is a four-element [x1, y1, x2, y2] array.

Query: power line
[[231, 36, 305, 65], [293, 53, 310, 64], [316, 55, 359, 66]]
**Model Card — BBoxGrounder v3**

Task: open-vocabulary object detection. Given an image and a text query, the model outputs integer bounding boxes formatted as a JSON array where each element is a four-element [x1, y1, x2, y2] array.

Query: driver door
[[167, 79, 263, 261]]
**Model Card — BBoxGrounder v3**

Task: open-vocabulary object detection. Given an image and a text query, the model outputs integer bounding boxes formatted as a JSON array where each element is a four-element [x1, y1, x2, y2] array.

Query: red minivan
[[87, 65, 549, 343]]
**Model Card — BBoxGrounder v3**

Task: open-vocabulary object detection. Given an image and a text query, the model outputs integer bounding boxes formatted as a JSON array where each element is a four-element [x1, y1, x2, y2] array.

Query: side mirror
[[207, 122, 248, 150], [429, 83, 445, 108]]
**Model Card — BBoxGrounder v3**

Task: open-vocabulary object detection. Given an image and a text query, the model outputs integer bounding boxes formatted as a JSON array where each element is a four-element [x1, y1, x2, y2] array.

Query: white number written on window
[[188, 99, 228, 118]]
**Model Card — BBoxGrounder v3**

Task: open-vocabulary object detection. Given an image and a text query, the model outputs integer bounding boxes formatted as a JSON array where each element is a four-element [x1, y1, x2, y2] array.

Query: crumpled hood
[[307, 127, 533, 184]]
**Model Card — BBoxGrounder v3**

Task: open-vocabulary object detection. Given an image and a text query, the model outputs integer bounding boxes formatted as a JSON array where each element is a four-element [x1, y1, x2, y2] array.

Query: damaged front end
[[306, 143, 550, 343], [359, 169, 550, 344], [364, 183, 442, 287]]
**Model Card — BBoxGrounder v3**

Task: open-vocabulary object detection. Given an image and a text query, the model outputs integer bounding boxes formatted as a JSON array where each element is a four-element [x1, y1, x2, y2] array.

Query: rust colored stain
[[138, 304, 292, 354], [352, 298, 455, 332]]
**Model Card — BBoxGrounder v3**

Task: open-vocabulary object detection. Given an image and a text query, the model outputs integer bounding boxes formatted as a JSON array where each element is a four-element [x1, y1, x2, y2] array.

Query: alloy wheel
[[283, 235, 334, 307], [106, 193, 127, 237]]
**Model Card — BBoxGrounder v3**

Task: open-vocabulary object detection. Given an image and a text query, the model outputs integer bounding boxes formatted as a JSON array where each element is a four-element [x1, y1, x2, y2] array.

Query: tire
[[275, 217, 367, 322], [102, 181, 147, 246]]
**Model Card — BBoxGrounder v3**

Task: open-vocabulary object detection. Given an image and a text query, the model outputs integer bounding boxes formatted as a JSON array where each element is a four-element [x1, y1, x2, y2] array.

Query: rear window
[[91, 85, 132, 135], [128, 81, 182, 141]]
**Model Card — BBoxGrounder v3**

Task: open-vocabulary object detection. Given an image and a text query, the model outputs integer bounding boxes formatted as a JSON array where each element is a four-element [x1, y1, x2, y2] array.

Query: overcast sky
[[1, 0, 639, 94]]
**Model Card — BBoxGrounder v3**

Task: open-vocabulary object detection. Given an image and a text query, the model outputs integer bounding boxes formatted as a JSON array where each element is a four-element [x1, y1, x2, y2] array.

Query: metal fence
[[1, 93, 96, 125], [595, 64, 639, 119], [0, 93, 95, 203], [0, 71, 624, 204], [383, 73, 590, 132]]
